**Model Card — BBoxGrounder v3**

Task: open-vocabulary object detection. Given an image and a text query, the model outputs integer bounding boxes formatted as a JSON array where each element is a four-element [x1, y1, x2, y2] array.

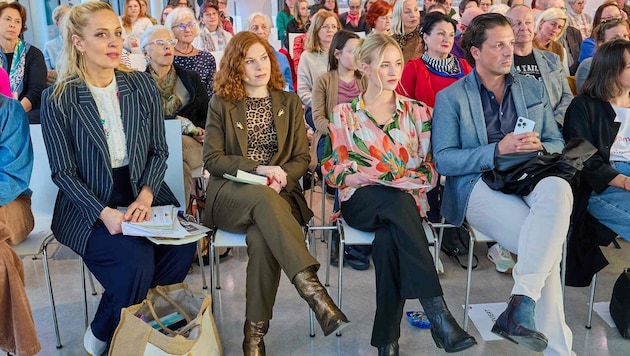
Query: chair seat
[[11, 217, 53, 257], [338, 218, 435, 245], [469, 226, 494, 243], [213, 229, 248, 248]]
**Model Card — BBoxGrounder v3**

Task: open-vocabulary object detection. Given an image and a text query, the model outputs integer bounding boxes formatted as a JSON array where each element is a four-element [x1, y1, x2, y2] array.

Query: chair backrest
[[210, 51, 224, 69], [163, 119, 187, 209], [355, 31, 366, 38], [288, 33, 301, 58], [28, 124, 58, 219]]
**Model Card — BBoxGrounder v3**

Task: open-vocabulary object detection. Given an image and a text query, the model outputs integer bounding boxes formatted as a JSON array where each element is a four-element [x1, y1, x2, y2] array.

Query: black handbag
[[483, 138, 597, 196], [440, 226, 478, 270], [610, 268, 630, 338]]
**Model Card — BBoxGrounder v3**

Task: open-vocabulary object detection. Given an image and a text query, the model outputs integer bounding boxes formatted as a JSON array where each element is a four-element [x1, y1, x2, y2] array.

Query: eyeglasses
[[172, 22, 196, 31], [148, 39, 177, 47], [321, 24, 339, 31], [573, 1, 585, 5]]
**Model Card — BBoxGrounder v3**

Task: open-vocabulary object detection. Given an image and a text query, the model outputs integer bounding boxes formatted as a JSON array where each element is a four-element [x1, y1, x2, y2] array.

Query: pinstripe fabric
[[40, 71, 178, 255]]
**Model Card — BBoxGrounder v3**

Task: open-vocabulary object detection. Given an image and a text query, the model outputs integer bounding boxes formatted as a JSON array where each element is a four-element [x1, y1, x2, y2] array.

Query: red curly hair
[[213, 32, 286, 102], [365, 0, 393, 28]]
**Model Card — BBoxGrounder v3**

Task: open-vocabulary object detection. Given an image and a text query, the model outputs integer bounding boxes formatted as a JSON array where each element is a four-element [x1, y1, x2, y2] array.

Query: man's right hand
[[498, 132, 542, 155]]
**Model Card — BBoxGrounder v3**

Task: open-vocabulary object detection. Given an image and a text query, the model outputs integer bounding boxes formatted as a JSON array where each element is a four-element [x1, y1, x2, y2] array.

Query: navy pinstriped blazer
[[40, 70, 178, 255]]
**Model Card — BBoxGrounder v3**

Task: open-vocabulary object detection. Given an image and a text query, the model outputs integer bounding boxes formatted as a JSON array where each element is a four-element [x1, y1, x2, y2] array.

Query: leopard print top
[[246, 96, 278, 164]]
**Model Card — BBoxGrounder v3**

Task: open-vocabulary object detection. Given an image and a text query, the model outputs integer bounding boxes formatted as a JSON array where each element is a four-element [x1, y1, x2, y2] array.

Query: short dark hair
[[328, 30, 360, 71], [459, 0, 479, 16], [460, 13, 511, 66], [594, 19, 629, 43], [420, 12, 457, 37], [0, 2, 28, 34], [581, 39, 630, 100]]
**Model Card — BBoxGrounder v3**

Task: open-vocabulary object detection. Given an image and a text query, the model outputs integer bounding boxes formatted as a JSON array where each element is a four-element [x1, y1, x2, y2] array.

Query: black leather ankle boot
[[293, 266, 350, 336], [243, 319, 269, 356], [420, 296, 477, 353], [491, 295, 548, 352], [377, 340, 399, 356]]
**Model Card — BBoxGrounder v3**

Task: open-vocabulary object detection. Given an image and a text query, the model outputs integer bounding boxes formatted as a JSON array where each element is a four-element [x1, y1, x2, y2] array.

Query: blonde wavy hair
[[53, 2, 131, 101], [355, 34, 403, 95]]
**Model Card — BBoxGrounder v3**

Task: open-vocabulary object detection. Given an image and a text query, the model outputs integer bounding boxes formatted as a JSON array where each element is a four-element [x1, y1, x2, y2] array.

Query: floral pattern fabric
[[321, 94, 436, 217]]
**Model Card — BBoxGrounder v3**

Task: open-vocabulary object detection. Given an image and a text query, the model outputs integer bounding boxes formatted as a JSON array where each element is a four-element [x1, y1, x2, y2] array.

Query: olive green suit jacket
[[203, 90, 313, 227]]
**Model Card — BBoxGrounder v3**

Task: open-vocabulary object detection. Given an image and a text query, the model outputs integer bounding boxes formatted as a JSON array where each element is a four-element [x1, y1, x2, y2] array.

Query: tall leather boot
[[377, 340, 399, 356], [491, 295, 548, 352], [243, 319, 269, 356], [420, 296, 477, 353], [293, 265, 350, 336]]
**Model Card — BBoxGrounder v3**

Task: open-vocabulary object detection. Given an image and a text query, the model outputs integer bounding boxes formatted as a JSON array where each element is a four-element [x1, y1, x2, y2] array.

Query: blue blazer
[[530, 49, 573, 126], [40, 71, 178, 254], [432, 71, 565, 226]]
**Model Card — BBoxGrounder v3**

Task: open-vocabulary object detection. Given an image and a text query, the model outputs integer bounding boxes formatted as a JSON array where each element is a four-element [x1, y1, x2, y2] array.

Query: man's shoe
[[84, 326, 107, 356], [377, 341, 399, 356], [420, 296, 477, 353], [491, 295, 548, 352], [487, 243, 515, 273]]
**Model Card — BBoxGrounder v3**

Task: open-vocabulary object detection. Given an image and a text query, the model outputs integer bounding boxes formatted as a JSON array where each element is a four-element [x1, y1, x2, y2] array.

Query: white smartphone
[[513, 117, 536, 135]]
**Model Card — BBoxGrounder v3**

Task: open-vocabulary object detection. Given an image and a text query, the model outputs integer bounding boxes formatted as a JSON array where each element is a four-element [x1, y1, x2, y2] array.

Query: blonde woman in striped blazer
[[40, 3, 196, 355]]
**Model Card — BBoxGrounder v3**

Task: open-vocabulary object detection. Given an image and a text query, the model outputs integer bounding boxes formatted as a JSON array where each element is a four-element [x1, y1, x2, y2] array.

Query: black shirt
[[514, 52, 542, 81]]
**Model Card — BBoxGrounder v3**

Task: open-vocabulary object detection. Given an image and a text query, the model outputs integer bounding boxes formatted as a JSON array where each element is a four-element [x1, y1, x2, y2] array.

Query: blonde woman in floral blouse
[[321, 34, 475, 355]]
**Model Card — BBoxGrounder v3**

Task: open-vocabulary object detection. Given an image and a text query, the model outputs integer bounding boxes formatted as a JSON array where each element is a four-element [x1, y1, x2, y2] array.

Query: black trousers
[[341, 185, 442, 347]]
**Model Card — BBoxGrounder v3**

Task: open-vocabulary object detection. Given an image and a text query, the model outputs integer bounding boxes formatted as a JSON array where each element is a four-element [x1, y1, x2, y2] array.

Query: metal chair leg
[[87, 270, 97, 296], [42, 242, 62, 348], [209, 237, 216, 306], [463, 224, 475, 331], [196, 239, 208, 289], [586, 274, 597, 329], [325, 228, 333, 287], [80, 258, 89, 330], [561, 238, 567, 301], [336, 225, 345, 337]]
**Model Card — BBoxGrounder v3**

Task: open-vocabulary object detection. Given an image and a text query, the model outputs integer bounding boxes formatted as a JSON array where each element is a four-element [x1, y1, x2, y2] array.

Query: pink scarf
[[346, 12, 360, 28]]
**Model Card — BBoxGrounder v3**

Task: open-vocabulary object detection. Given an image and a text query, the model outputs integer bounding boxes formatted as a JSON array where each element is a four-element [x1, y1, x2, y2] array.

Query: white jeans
[[466, 177, 574, 356]]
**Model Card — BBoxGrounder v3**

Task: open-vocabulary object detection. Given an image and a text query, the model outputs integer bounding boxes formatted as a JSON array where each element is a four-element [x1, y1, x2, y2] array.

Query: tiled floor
[[9, 188, 630, 355]]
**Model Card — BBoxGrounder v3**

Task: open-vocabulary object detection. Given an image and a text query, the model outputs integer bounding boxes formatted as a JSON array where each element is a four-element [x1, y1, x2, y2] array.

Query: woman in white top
[[120, 0, 153, 53], [297, 10, 340, 128], [193, 2, 232, 52]]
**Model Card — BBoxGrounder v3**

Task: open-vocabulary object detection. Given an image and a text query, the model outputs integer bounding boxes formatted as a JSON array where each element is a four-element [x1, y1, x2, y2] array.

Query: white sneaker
[[84, 326, 107, 356], [487, 243, 515, 273]]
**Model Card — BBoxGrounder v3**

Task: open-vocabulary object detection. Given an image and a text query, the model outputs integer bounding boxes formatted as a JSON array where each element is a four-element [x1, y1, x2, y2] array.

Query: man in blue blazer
[[433, 13, 574, 355]]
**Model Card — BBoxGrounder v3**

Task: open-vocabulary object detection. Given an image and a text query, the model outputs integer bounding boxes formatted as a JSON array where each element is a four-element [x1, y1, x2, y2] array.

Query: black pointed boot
[[491, 295, 548, 352], [243, 319, 269, 356], [293, 266, 350, 336], [377, 341, 399, 356], [420, 296, 477, 353]]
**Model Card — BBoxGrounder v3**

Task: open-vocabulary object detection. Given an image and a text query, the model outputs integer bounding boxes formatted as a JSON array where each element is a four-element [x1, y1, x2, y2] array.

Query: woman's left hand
[[124, 186, 154, 222], [194, 127, 205, 143]]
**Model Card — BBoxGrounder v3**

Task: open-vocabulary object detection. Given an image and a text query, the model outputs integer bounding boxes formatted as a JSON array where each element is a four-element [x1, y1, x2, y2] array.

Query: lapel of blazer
[[271, 90, 288, 154], [463, 74, 489, 145], [228, 98, 248, 156], [116, 71, 142, 182], [73, 79, 112, 177]]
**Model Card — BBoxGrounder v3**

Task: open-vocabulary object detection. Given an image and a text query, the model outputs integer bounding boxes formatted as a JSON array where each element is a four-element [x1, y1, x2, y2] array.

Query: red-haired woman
[[203, 31, 348, 354], [365, 0, 393, 35]]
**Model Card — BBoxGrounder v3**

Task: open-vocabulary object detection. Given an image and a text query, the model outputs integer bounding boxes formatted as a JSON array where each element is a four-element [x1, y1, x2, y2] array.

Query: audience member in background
[[44, 4, 72, 86], [166, 7, 217, 99], [564, 39, 630, 244], [545, 0, 582, 75], [0, 68, 10, 97], [139, 0, 158, 25], [169, 0, 192, 8], [365, 0, 393, 35], [41, 3, 197, 354], [365, 0, 377, 13], [433, 14, 573, 355], [284, 0, 310, 49], [277, 0, 295, 43], [479, 0, 492, 13], [427, 4, 448, 15], [436, 0, 456, 18], [120, 0, 153, 53], [193, 2, 232, 52], [311, 30, 366, 171], [578, 2, 622, 63], [567, 0, 592, 40], [141, 25, 208, 208], [398, 12, 472, 109], [615, 0, 630, 18], [533, 8, 569, 72], [204, 31, 349, 355], [292, 7, 327, 70], [575, 19, 629, 92], [508, 5, 573, 127], [0, 2, 45, 123], [452, 6, 483, 59], [322, 33, 476, 356], [297, 11, 340, 128], [161, 4, 174, 25], [488, 4, 511, 15], [248, 12, 294, 92], [422, 0, 436, 16], [340, 0, 370, 33], [508, 0, 525, 6], [0, 95, 39, 356], [458, 0, 479, 18], [217, 0, 234, 26], [391, 0, 422, 63], [318, 0, 339, 16]]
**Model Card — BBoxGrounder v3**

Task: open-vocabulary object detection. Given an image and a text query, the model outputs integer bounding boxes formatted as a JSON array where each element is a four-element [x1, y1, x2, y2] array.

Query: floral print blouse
[[321, 94, 436, 217]]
